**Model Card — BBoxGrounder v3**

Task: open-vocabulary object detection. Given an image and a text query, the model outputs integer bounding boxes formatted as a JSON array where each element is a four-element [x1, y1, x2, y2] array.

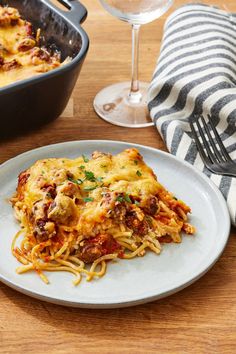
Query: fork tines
[[190, 115, 236, 177]]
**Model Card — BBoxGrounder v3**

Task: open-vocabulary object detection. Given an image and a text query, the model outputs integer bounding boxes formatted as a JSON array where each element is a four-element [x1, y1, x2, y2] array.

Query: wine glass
[[94, 0, 173, 128]]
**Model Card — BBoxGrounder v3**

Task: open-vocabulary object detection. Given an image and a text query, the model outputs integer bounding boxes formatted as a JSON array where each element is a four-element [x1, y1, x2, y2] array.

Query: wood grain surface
[[0, 1, 236, 353]]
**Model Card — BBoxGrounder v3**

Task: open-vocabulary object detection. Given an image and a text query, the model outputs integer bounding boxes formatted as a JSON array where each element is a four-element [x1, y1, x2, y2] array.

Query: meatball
[[142, 196, 160, 216], [78, 243, 103, 264], [48, 194, 76, 224], [78, 234, 120, 263], [126, 211, 149, 236]]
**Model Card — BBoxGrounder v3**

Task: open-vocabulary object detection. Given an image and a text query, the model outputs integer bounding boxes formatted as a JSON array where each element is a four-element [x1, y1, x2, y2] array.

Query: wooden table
[[0, 1, 236, 353]]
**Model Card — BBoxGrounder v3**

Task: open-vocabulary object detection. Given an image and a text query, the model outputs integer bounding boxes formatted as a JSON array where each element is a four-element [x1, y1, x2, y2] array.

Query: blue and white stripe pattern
[[148, 3, 236, 225]]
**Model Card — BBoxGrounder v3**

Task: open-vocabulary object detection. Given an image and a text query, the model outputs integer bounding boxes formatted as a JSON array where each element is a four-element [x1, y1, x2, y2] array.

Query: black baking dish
[[0, 0, 89, 136]]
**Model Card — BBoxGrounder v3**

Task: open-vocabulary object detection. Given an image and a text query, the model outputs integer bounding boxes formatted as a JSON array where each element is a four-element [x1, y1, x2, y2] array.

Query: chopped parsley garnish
[[124, 194, 132, 203], [96, 176, 104, 182], [136, 170, 142, 177], [83, 197, 94, 203], [100, 164, 107, 168], [134, 200, 140, 206], [84, 171, 103, 183], [79, 165, 85, 170], [134, 160, 138, 165], [83, 185, 97, 191], [116, 194, 132, 204], [116, 196, 124, 203], [84, 170, 96, 182], [41, 170, 45, 175], [82, 154, 89, 163], [68, 177, 83, 185]]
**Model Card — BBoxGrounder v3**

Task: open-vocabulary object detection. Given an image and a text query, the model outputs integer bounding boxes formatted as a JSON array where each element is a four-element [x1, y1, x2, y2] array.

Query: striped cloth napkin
[[148, 3, 236, 225]]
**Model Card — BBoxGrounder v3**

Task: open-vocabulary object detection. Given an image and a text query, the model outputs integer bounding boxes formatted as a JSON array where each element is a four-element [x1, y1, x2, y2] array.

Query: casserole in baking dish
[[0, 5, 65, 88], [0, 0, 89, 136]]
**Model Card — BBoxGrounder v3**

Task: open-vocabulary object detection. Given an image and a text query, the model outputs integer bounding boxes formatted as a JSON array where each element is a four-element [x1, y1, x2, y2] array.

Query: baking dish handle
[[43, 0, 87, 26]]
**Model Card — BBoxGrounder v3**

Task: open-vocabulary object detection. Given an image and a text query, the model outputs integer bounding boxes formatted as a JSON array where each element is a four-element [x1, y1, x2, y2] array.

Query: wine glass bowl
[[94, 0, 173, 128], [99, 0, 173, 25]]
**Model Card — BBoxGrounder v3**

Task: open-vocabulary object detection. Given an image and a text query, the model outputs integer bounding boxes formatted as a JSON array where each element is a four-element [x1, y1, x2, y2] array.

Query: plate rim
[[0, 139, 231, 308]]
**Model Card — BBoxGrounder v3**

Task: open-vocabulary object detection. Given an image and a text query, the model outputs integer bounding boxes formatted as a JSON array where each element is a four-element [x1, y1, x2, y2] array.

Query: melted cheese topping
[[13, 149, 163, 236]]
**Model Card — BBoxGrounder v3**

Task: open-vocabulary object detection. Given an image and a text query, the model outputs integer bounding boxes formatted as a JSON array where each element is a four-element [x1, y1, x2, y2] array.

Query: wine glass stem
[[129, 24, 142, 104]]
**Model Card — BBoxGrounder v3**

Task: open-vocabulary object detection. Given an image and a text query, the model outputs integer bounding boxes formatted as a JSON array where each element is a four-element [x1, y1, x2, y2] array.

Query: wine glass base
[[93, 82, 154, 128]]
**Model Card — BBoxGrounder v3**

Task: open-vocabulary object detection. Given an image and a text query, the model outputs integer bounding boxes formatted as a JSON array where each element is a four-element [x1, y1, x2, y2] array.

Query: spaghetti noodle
[[11, 148, 196, 285]]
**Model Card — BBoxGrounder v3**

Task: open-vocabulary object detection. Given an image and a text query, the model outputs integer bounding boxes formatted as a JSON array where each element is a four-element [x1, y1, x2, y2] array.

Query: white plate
[[0, 140, 230, 308]]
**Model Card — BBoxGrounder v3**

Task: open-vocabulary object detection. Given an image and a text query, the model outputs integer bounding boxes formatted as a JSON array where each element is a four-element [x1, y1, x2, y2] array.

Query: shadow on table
[[0, 117, 58, 141]]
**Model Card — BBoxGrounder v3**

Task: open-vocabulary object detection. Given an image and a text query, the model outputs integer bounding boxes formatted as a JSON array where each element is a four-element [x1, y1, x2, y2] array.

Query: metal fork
[[190, 115, 236, 177]]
